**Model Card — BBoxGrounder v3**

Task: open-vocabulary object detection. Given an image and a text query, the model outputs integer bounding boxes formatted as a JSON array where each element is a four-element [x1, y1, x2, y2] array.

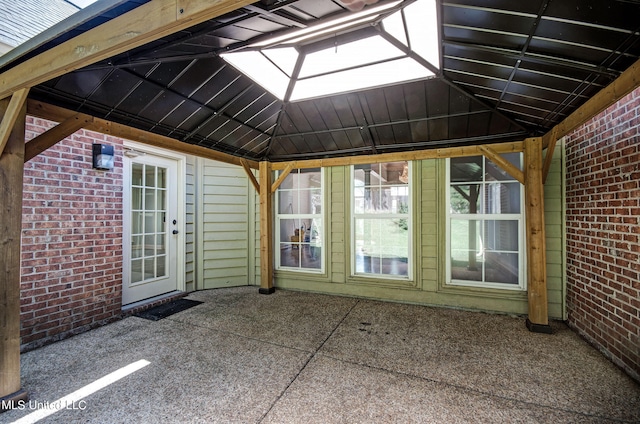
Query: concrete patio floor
[[4, 286, 640, 423]]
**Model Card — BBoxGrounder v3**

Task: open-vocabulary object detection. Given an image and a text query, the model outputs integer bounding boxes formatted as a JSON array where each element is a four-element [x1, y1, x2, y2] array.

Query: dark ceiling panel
[[87, 69, 140, 109], [285, 0, 343, 19], [443, 0, 542, 16], [543, 0, 640, 31], [443, 4, 536, 36], [52, 68, 112, 99], [535, 19, 631, 54], [444, 25, 528, 51], [8, 0, 639, 162]]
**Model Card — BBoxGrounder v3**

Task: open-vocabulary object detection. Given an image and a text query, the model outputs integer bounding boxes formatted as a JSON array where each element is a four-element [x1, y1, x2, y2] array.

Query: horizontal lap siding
[[201, 160, 250, 288], [274, 159, 566, 318], [544, 144, 565, 320]]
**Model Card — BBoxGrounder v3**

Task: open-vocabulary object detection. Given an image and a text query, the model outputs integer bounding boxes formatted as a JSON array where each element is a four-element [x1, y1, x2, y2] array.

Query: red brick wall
[[20, 116, 124, 350], [565, 87, 640, 382]]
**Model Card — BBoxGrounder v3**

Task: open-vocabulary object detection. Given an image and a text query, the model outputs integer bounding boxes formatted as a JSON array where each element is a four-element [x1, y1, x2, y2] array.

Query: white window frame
[[350, 162, 412, 280], [445, 155, 526, 291], [275, 168, 325, 274]]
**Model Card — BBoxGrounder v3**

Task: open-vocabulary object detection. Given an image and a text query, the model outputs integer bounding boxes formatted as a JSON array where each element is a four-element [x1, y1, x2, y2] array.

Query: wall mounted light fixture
[[92, 144, 114, 170]]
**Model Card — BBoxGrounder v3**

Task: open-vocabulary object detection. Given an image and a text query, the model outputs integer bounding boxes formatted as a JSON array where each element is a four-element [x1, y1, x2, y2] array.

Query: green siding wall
[[543, 141, 566, 319], [198, 159, 251, 289], [272, 156, 565, 319]]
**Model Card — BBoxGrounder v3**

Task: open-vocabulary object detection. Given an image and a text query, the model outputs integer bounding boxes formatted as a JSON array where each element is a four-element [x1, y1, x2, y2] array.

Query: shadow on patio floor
[[4, 286, 640, 423]]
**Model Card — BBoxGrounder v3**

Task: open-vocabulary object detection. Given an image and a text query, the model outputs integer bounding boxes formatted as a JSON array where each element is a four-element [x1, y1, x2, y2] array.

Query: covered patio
[[2, 287, 640, 423], [1, 0, 640, 414]]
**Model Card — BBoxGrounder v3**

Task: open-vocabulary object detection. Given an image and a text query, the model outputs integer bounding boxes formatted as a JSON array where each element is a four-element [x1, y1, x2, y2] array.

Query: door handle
[[172, 230, 179, 235]]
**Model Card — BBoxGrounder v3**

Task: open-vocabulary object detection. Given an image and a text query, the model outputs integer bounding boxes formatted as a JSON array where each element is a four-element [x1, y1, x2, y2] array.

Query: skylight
[[220, 0, 440, 102]]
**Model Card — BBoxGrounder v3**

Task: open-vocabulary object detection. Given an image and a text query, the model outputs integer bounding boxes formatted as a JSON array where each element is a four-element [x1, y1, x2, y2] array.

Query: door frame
[[122, 140, 187, 305]]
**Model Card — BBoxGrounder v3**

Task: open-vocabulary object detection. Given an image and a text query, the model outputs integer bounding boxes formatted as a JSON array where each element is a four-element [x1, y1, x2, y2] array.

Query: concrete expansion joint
[[257, 299, 361, 423]]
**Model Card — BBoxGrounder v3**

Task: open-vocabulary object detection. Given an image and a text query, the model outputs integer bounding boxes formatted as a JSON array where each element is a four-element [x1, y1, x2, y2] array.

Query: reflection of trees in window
[[448, 155, 524, 288], [353, 162, 411, 278]]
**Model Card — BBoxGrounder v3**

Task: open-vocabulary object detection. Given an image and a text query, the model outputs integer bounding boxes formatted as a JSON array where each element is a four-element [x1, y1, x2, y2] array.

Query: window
[[352, 162, 411, 278], [276, 168, 324, 272], [446, 154, 525, 290]]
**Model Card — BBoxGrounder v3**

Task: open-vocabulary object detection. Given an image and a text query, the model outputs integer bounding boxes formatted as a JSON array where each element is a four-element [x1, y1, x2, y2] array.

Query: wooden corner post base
[[526, 319, 553, 334]]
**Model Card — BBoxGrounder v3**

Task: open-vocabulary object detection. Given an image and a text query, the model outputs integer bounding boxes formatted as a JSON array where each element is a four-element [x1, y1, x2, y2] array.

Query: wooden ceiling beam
[[0, 0, 253, 100], [270, 141, 524, 170], [27, 100, 259, 169]]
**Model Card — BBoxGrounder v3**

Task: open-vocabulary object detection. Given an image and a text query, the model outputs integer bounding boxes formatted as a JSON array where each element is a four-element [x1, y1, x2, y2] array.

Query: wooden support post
[[259, 161, 275, 294], [240, 158, 260, 192], [523, 137, 552, 334], [0, 96, 29, 410], [0, 88, 29, 157]]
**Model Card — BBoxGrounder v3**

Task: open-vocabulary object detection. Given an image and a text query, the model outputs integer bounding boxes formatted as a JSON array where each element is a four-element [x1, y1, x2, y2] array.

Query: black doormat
[[134, 299, 203, 321]]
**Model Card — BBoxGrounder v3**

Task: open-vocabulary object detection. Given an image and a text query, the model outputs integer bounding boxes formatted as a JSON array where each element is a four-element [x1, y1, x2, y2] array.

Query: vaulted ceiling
[[2, 0, 640, 162]]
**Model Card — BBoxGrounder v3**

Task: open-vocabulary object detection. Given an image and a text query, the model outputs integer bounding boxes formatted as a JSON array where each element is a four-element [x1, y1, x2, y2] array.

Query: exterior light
[[92, 144, 114, 170]]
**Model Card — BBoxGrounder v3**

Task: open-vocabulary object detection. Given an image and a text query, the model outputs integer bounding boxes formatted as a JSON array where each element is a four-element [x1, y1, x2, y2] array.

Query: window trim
[[275, 168, 325, 274], [349, 162, 413, 281], [445, 156, 526, 291]]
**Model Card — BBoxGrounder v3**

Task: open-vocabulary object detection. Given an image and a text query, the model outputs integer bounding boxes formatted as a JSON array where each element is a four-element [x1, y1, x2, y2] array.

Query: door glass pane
[[157, 167, 166, 188], [145, 165, 156, 187], [144, 234, 155, 257], [145, 188, 156, 211], [156, 213, 164, 233], [156, 255, 166, 278], [131, 259, 143, 283], [157, 234, 166, 255], [131, 187, 143, 210], [132, 163, 143, 186], [131, 236, 143, 259], [144, 257, 155, 280], [130, 162, 170, 284], [157, 189, 166, 211], [144, 212, 155, 233], [132, 211, 143, 234]]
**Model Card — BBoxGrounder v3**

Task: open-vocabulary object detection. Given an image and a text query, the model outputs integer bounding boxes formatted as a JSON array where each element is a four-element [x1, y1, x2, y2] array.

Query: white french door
[[123, 151, 182, 305]]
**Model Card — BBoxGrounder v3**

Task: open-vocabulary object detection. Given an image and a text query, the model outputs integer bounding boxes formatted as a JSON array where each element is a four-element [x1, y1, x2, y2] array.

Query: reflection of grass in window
[[360, 219, 408, 259], [394, 203, 408, 231], [450, 220, 483, 264]]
